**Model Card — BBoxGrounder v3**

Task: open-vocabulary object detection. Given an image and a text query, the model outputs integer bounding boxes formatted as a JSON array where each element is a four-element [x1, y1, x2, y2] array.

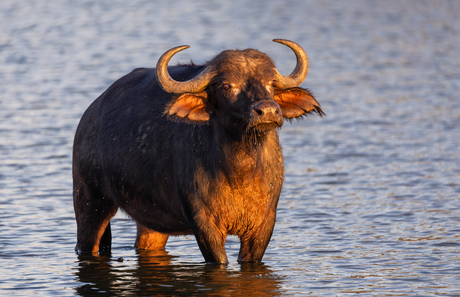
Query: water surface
[[1, 0, 460, 295]]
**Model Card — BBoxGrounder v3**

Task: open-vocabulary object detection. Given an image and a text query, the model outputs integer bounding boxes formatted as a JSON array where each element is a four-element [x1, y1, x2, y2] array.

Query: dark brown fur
[[73, 47, 324, 264]]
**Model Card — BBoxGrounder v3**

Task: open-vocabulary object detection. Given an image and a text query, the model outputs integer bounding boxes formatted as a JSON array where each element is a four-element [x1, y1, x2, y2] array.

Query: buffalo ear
[[166, 92, 212, 122], [274, 87, 325, 119]]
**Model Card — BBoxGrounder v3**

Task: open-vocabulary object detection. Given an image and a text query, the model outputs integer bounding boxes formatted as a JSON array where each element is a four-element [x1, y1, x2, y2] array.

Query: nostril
[[253, 101, 281, 118]]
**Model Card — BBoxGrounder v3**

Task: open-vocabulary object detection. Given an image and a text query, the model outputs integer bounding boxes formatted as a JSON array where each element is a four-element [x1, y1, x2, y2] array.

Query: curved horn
[[272, 39, 309, 89], [156, 45, 214, 94]]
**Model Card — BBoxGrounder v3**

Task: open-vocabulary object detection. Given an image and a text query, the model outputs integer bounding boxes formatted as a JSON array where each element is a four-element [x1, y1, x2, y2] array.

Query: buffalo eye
[[222, 84, 231, 90]]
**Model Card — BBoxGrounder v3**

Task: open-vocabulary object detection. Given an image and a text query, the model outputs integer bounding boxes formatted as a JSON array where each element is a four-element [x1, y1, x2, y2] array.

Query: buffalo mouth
[[248, 100, 283, 133], [249, 119, 283, 133]]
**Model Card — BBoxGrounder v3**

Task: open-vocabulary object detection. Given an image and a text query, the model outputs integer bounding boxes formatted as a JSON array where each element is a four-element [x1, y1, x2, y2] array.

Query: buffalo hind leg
[[99, 221, 112, 252], [74, 184, 118, 253], [237, 210, 276, 263], [135, 222, 169, 250], [75, 212, 117, 253]]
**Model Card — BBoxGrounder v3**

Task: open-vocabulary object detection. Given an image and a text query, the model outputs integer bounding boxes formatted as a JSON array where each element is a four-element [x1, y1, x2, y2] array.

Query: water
[[1, 0, 460, 295]]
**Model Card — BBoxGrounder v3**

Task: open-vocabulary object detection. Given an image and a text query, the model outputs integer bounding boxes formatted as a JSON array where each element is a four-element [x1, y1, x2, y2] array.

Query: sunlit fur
[[73, 47, 323, 264]]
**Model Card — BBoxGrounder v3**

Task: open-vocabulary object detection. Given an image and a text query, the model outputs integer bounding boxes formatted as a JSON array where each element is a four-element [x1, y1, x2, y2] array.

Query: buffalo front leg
[[134, 222, 169, 250], [190, 210, 228, 264], [237, 210, 276, 263]]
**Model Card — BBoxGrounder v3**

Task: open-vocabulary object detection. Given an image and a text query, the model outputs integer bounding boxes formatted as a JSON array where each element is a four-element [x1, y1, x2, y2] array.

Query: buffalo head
[[156, 39, 324, 135]]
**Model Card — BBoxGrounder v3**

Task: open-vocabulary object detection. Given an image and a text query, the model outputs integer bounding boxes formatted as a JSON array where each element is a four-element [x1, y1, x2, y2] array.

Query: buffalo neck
[[209, 122, 283, 185]]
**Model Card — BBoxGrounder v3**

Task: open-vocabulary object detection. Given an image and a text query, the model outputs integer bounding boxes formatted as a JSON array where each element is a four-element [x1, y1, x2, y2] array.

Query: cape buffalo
[[73, 39, 324, 264]]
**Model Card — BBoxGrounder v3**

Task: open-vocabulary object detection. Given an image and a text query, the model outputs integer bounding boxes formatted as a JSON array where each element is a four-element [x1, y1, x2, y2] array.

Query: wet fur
[[73, 48, 323, 264]]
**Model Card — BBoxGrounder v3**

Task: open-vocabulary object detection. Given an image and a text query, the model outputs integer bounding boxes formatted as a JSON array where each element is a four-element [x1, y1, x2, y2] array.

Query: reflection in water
[[75, 251, 283, 296]]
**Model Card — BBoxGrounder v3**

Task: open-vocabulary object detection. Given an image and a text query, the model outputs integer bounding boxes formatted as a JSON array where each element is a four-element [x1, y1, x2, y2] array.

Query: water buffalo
[[73, 39, 324, 264]]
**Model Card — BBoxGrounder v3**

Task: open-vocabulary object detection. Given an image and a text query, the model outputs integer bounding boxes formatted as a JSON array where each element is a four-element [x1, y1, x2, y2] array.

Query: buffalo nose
[[253, 101, 281, 117]]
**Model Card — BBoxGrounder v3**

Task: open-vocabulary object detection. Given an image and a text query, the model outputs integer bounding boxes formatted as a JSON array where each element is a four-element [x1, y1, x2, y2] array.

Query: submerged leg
[[74, 182, 118, 253], [99, 222, 112, 252], [134, 222, 169, 250], [191, 211, 228, 264], [237, 210, 276, 263], [75, 211, 117, 253]]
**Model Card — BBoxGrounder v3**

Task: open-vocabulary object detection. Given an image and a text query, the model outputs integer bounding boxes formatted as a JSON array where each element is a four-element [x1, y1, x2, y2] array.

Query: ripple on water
[[1, 0, 460, 296]]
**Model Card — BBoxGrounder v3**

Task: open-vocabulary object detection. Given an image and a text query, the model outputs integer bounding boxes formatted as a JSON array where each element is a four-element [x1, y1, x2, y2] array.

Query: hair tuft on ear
[[166, 92, 212, 122], [274, 87, 325, 119]]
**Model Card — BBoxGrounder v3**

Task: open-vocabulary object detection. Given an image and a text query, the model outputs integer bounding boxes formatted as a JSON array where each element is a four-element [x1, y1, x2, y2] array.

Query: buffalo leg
[[74, 182, 118, 253], [190, 211, 228, 264], [99, 221, 112, 251], [237, 210, 276, 263], [134, 222, 169, 250], [75, 211, 117, 253]]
